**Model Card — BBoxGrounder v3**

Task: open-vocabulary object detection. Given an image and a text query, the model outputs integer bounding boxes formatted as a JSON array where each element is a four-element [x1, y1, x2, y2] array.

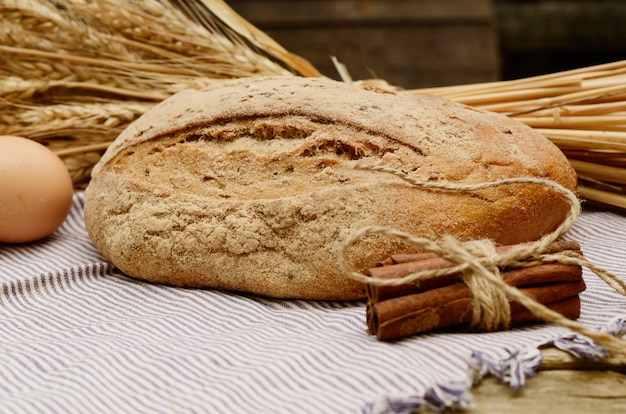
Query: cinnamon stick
[[369, 278, 585, 341], [377, 240, 580, 266], [365, 263, 584, 333], [374, 295, 582, 341], [368, 241, 582, 302]]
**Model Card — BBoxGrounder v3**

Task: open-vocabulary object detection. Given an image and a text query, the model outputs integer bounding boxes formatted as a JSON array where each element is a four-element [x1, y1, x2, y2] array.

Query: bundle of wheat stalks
[[1, 0, 625, 212]]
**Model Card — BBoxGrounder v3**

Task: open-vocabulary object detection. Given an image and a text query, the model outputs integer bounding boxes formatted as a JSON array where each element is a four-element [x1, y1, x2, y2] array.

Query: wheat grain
[[62, 151, 104, 189], [0, 77, 52, 101], [0, 101, 152, 145], [2, 0, 66, 34], [71, 0, 290, 76], [1, 0, 293, 92]]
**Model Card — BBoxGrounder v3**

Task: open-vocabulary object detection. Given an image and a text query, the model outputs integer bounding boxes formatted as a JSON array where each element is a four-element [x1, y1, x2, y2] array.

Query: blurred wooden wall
[[495, 0, 626, 80], [229, 0, 626, 89], [229, 0, 500, 89]]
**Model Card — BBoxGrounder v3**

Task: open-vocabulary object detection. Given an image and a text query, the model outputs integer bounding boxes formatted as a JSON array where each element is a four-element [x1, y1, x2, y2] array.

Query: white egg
[[0, 135, 74, 243]]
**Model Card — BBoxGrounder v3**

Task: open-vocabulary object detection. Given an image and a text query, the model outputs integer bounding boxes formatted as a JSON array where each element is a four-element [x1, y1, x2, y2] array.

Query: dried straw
[[411, 60, 626, 212]]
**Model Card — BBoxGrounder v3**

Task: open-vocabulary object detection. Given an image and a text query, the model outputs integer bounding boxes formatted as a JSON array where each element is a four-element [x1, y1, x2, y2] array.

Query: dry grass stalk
[[411, 60, 626, 212], [62, 151, 106, 189], [578, 187, 626, 211]]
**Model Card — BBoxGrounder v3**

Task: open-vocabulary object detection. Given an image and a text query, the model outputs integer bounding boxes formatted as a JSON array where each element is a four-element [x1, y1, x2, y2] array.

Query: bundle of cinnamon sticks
[[366, 241, 586, 341]]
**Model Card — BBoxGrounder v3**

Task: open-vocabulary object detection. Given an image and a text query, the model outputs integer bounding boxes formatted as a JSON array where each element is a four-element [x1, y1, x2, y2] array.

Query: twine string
[[338, 163, 626, 359], [447, 237, 511, 332]]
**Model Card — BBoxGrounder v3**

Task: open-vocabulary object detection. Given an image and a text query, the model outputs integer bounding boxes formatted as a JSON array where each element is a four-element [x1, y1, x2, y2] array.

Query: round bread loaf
[[84, 76, 577, 300]]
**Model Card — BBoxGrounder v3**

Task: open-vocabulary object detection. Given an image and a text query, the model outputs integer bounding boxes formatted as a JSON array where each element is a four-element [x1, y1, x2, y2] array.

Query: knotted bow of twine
[[338, 164, 626, 359]]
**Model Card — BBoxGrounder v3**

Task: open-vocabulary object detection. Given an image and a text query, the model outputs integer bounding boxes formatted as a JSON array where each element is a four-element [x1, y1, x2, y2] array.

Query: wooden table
[[471, 347, 626, 413]]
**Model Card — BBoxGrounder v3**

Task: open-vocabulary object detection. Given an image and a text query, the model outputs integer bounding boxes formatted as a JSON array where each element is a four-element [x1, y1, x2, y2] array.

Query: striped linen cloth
[[1, 193, 625, 413]]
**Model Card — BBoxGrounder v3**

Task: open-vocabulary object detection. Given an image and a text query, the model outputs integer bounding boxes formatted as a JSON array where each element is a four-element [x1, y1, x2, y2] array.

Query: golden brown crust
[[84, 76, 577, 300]]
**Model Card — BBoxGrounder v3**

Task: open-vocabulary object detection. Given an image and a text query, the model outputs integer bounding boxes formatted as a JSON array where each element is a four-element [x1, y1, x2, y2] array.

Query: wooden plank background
[[495, 0, 626, 79], [229, 0, 500, 89]]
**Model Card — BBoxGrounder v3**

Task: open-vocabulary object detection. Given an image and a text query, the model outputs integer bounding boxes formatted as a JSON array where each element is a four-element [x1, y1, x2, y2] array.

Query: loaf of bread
[[84, 76, 577, 300]]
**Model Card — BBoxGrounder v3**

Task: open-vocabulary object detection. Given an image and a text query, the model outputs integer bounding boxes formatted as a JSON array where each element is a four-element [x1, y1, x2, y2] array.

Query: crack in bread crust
[[108, 115, 428, 200]]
